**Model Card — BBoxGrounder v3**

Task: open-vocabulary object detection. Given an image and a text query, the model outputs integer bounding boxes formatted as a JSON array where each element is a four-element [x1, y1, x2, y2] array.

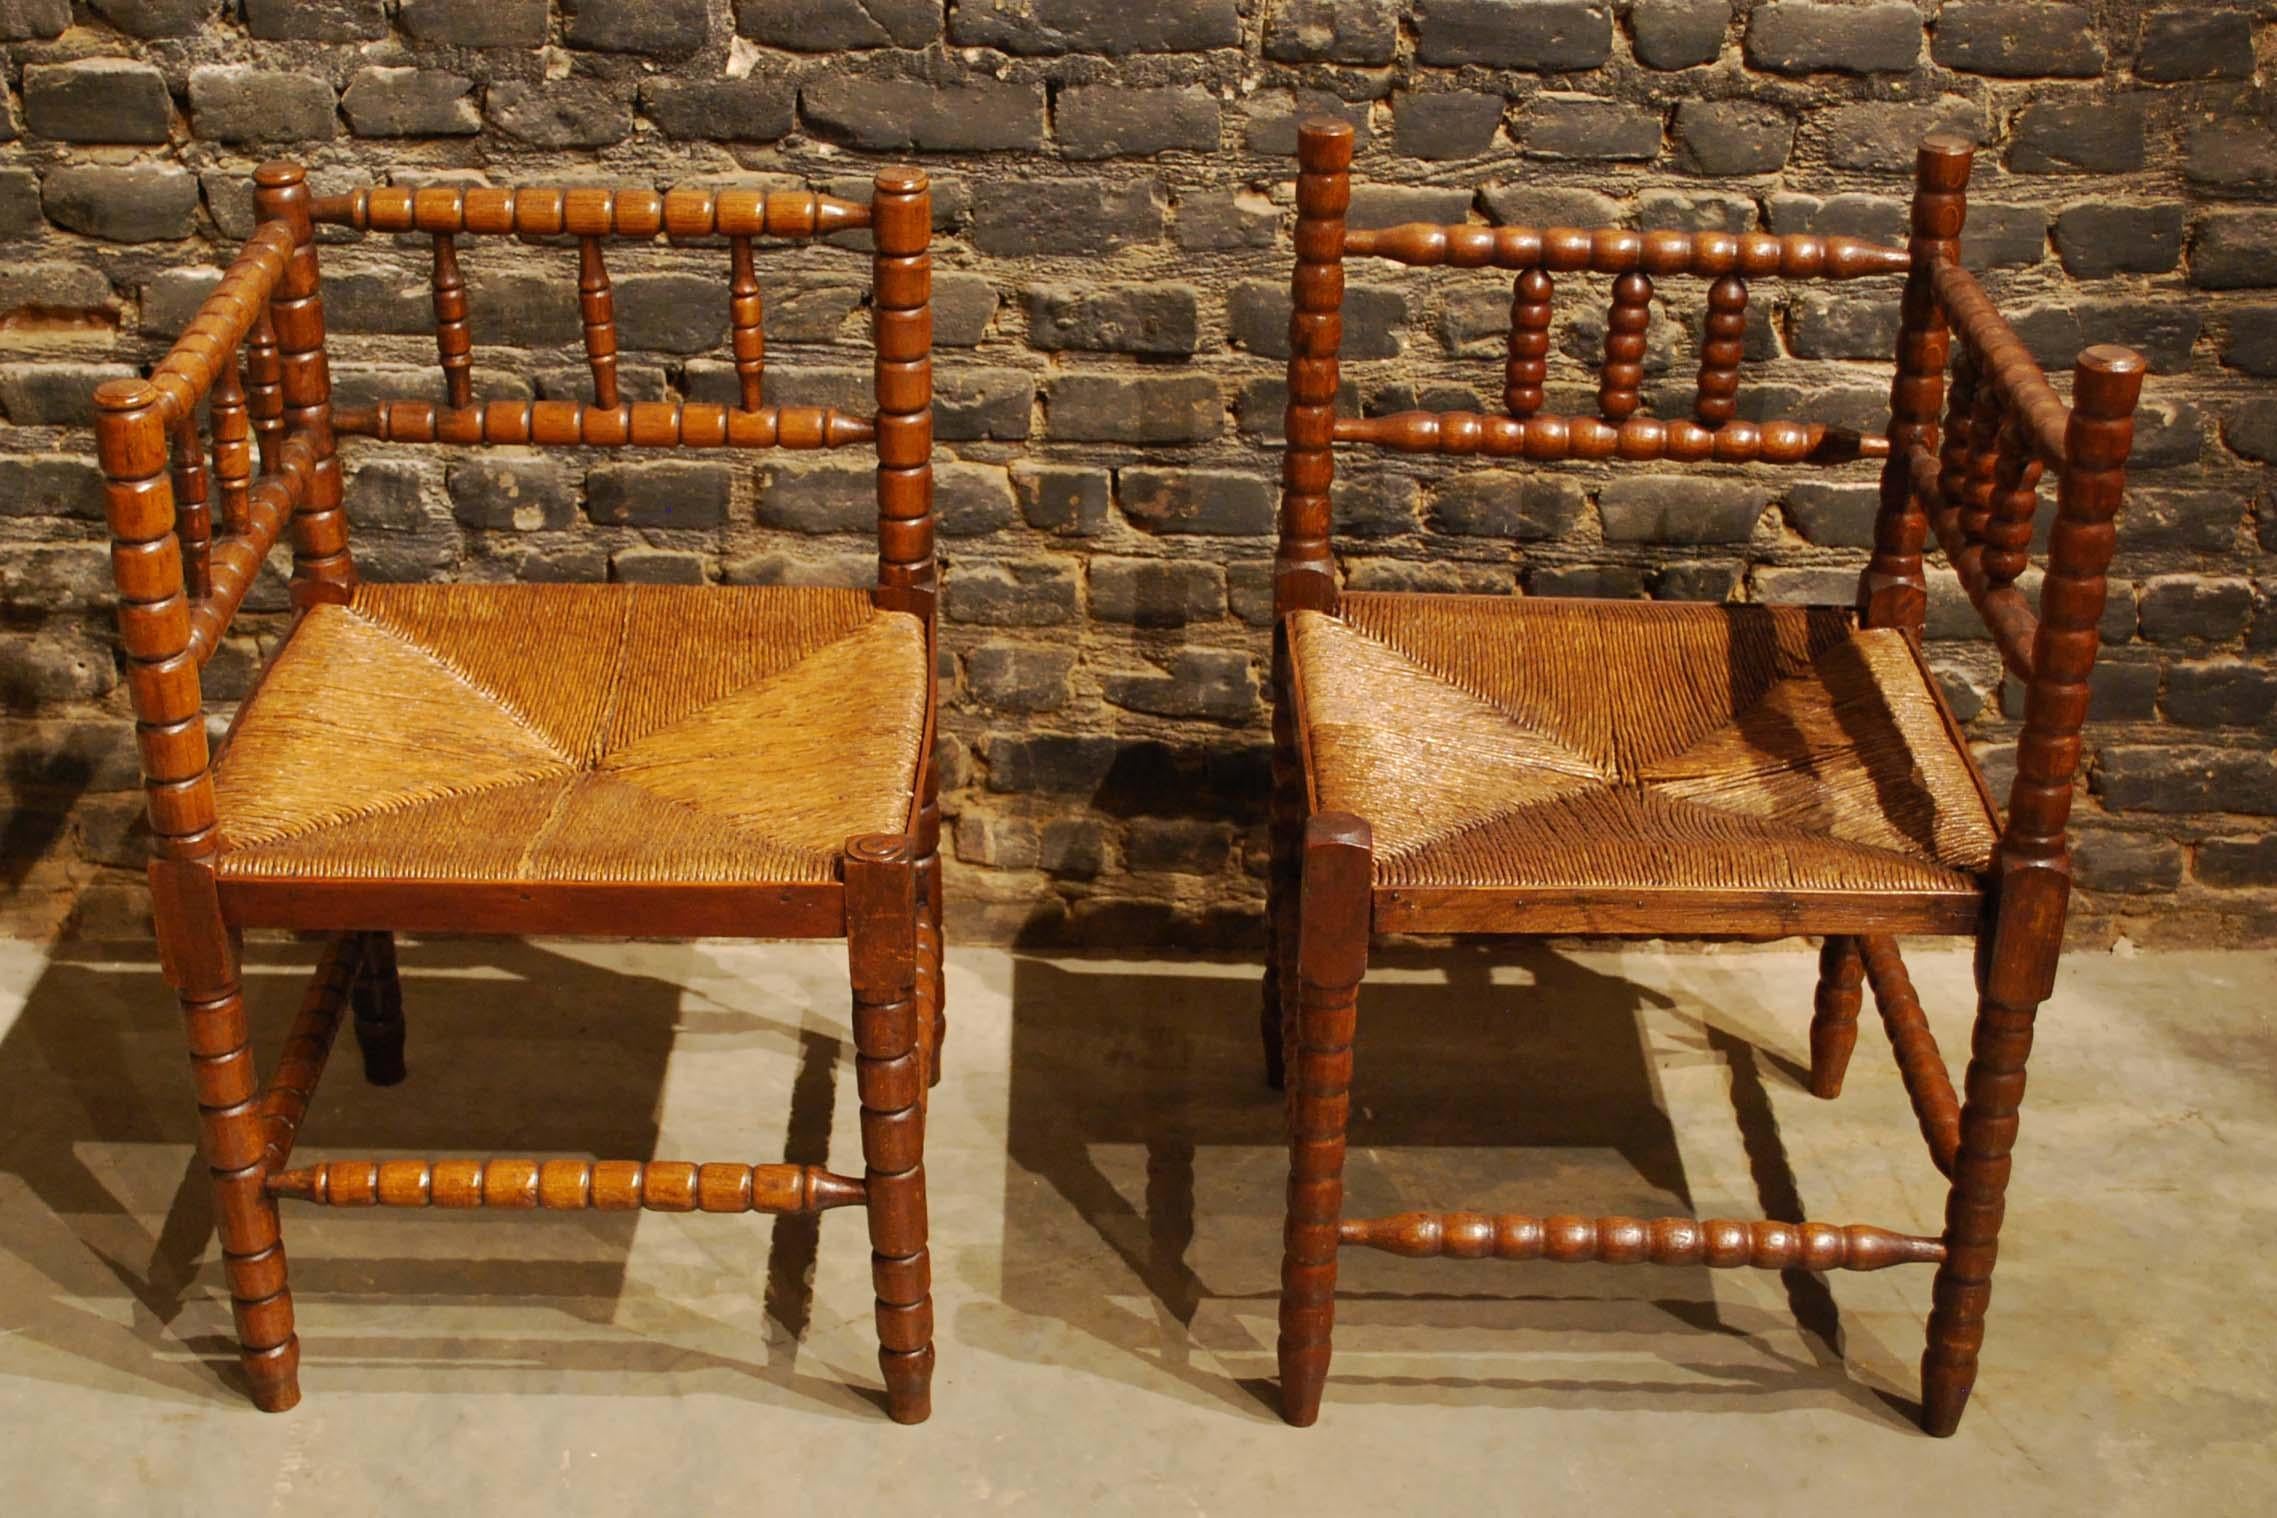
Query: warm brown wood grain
[[1276, 119, 1352, 621], [93, 162, 943, 1421], [1344, 223, 1911, 279], [1696, 273, 1748, 427], [1339, 1213, 1944, 1270], [1859, 933, 1960, 1177], [1809, 935, 1864, 1099], [1334, 410, 1882, 465], [1598, 270, 1653, 422], [1504, 268, 1552, 417]]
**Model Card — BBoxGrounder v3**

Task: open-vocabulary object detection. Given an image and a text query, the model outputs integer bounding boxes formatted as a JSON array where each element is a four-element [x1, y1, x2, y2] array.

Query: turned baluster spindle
[[1504, 267, 1553, 417], [1961, 377, 2005, 553], [430, 233, 472, 411], [1695, 273, 1748, 428], [244, 309, 285, 475], [169, 413, 214, 599], [870, 167, 934, 606], [209, 348, 253, 536], [1937, 346, 1980, 513], [579, 237, 620, 411], [1983, 414, 2043, 589], [730, 235, 763, 412], [253, 161, 351, 608], [1598, 270, 1652, 423], [1279, 118, 1353, 619]]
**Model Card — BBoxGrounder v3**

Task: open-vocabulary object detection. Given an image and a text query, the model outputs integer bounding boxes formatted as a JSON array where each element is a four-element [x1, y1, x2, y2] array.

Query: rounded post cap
[[874, 165, 927, 195], [1298, 117, 1356, 168], [94, 377, 162, 412], [1918, 130, 1975, 159], [253, 161, 305, 189], [2078, 343, 2147, 376]]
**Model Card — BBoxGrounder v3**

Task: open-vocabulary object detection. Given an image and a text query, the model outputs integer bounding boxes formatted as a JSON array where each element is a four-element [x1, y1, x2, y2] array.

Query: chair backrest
[[1275, 118, 2148, 982]]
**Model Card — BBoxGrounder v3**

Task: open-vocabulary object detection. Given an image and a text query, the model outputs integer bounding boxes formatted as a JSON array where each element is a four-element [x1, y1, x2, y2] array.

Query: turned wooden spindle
[[430, 233, 472, 410], [312, 184, 873, 240], [1343, 223, 1911, 280], [1858, 934, 1959, 1175], [168, 413, 213, 599], [578, 236, 620, 410], [1338, 1212, 1946, 1271], [336, 398, 874, 449], [1983, 414, 2043, 589], [243, 308, 284, 475], [1809, 935, 1864, 1099], [209, 347, 253, 535], [1937, 346, 1981, 523], [253, 161, 352, 610], [1960, 380, 2006, 555], [1598, 271, 1653, 422], [870, 166, 935, 608], [1278, 118, 1352, 620], [258, 934, 364, 1172], [730, 235, 763, 412], [1333, 411, 1873, 466], [1504, 268, 1553, 417], [268, 1157, 867, 1213], [1695, 273, 1748, 428]]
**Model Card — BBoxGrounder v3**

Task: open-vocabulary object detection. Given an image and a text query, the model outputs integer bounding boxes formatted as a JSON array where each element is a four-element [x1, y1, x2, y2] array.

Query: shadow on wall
[[974, 943, 1918, 1425], [0, 937, 870, 1418]]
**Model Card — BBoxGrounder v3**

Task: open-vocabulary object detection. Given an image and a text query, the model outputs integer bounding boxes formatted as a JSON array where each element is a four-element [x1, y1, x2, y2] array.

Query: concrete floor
[[0, 936, 2269, 1514]]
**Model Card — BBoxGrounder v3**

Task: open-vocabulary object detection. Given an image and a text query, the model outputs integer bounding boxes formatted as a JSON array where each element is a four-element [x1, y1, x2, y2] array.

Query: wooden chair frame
[[1265, 121, 2147, 1435], [95, 163, 943, 1421]]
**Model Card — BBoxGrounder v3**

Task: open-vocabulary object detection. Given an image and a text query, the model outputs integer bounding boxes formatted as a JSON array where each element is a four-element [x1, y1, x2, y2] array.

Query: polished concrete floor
[[0, 935, 2269, 1513]]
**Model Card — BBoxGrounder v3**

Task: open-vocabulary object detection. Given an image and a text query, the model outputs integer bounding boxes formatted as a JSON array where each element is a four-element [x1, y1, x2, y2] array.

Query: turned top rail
[[1343, 223, 1912, 281], [311, 185, 873, 241]]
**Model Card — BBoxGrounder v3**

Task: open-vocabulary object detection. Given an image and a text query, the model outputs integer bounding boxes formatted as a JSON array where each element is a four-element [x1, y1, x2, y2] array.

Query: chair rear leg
[[1262, 632, 1302, 1090], [1278, 813, 1372, 1427], [918, 850, 946, 1089], [154, 862, 300, 1411], [350, 930, 406, 1087], [846, 836, 936, 1424], [1809, 935, 1864, 1098]]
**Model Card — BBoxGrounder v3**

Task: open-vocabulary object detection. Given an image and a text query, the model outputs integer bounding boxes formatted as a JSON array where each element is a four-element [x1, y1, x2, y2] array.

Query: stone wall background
[[1, 0, 2271, 946]]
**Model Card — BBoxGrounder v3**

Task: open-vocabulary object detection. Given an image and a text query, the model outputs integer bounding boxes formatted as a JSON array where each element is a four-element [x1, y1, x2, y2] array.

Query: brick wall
[[1, 1, 2271, 947]]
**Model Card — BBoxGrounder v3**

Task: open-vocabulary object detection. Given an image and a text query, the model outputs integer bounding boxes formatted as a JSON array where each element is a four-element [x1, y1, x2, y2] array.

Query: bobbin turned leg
[[1809, 936, 1864, 1099], [154, 862, 300, 1412], [1262, 630, 1304, 1090], [846, 835, 935, 1424], [915, 768, 946, 1089], [350, 931, 406, 1086], [1278, 813, 1371, 1427]]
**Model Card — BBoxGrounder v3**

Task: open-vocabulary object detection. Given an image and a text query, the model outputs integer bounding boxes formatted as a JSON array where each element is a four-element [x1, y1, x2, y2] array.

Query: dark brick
[[42, 165, 198, 244], [1, 632, 117, 710], [936, 463, 1019, 537], [2221, 309, 2277, 376], [2198, 835, 2277, 889], [1025, 284, 1199, 356], [2096, 746, 2277, 815], [1600, 477, 1769, 544], [2127, 400, 2207, 470], [245, 0, 383, 39], [1428, 476, 1588, 540], [566, 0, 707, 56], [0, 170, 34, 237], [2225, 400, 2277, 465], [2124, 490, 2244, 554], [2012, 301, 2205, 376], [1121, 815, 1239, 872], [639, 78, 795, 143], [1745, 2, 1923, 75], [762, 281, 865, 345], [1015, 465, 1112, 537], [1756, 565, 1866, 606], [979, 732, 1122, 794], [1768, 191, 1908, 243], [2137, 9, 2254, 82], [2008, 96, 2146, 175], [398, 0, 547, 45], [1089, 558, 1226, 626], [512, 544, 611, 584], [448, 455, 580, 532], [342, 68, 479, 137], [1347, 185, 1478, 231], [735, 0, 939, 48], [1040, 817, 1108, 876], [2140, 577, 2255, 646], [2165, 661, 2277, 728], [1057, 84, 1218, 160], [804, 75, 1044, 154], [345, 460, 431, 533], [0, 543, 111, 611], [1393, 91, 1506, 160], [586, 461, 732, 528], [1783, 480, 1880, 548], [1639, 190, 1754, 233], [1117, 469, 1274, 536], [1960, 204, 2046, 269], [952, 0, 1240, 53], [1933, 3, 2105, 77], [1265, 0, 1398, 64], [966, 642, 1075, 713], [0, 362, 136, 426], [614, 273, 731, 354], [1630, 0, 1728, 68], [2073, 831, 2186, 894], [1522, 95, 1662, 161], [486, 83, 632, 149], [1227, 561, 1274, 625], [1417, 0, 1614, 68], [1657, 561, 1744, 602], [756, 460, 873, 535], [467, 269, 582, 347], [1335, 473, 1421, 538], [1815, 98, 1982, 174], [1788, 292, 1901, 360], [1176, 191, 1280, 251], [23, 60, 171, 145], [946, 560, 1080, 627], [89, 0, 213, 34], [608, 549, 704, 585], [933, 275, 998, 347], [138, 268, 216, 335], [0, 455, 105, 520], [936, 368, 1036, 442], [715, 549, 868, 591], [954, 809, 1041, 870], [2187, 119, 2277, 195], [1673, 100, 1794, 175], [971, 180, 1163, 257], [1104, 648, 1258, 721], [2193, 212, 2277, 291], [1241, 91, 1372, 156], [1533, 564, 1649, 598], [0, 0, 66, 38], [1229, 281, 1406, 360], [2054, 203, 2185, 277], [1046, 374, 1220, 444], [189, 66, 337, 144], [1485, 184, 1626, 227]]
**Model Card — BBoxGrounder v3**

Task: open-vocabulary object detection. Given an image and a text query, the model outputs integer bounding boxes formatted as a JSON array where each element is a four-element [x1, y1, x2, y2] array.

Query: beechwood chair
[[95, 163, 944, 1421], [1263, 122, 2147, 1435]]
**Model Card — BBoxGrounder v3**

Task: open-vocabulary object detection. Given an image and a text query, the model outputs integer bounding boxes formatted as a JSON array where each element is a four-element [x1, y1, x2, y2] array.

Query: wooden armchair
[[94, 163, 942, 1421], [1264, 121, 2147, 1435]]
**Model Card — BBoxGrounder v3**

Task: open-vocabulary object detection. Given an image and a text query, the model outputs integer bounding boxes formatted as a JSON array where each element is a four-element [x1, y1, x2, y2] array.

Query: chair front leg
[[1809, 935, 1864, 1099], [846, 835, 936, 1425], [350, 930, 406, 1086], [1278, 813, 1372, 1427], [1262, 630, 1303, 1090]]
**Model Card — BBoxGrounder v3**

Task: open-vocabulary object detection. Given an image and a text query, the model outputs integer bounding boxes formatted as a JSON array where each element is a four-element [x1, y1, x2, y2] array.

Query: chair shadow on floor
[[977, 942, 1919, 1427], [0, 937, 874, 1418]]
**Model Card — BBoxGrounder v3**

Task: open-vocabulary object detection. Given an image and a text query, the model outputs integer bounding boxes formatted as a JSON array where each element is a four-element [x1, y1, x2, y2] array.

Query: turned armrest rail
[[310, 186, 872, 240], [1339, 1212, 1944, 1270], [1343, 224, 1912, 280], [334, 399, 877, 450], [268, 1158, 867, 1215], [1336, 412, 1884, 465]]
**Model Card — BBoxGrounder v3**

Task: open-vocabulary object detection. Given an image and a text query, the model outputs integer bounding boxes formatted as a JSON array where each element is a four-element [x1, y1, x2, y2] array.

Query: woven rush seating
[[213, 583, 928, 887], [1287, 592, 1998, 909]]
